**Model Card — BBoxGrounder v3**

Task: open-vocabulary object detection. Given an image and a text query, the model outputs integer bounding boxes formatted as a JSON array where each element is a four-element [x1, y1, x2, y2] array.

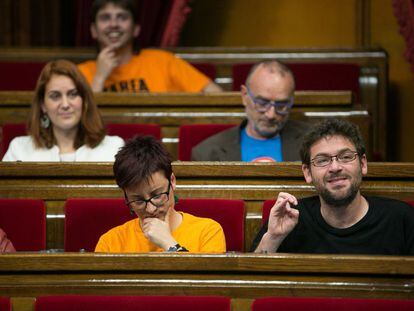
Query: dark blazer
[[191, 119, 310, 161]]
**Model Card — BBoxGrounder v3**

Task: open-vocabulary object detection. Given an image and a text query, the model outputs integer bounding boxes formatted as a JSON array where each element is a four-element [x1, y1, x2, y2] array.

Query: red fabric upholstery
[[175, 198, 245, 252], [232, 62, 360, 102], [35, 295, 230, 311], [406, 201, 414, 207], [0, 123, 27, 159], [0, 199, 46, 251], [261, 200, 276, 225], [191, 63, 217, 81], [0, 62, 45, 91], [178, 124, 236, 161], [106, 123, 161, 142], [64, 198, 134, 252], [0, 297, 10, 311], [252, 297, 414, 311]]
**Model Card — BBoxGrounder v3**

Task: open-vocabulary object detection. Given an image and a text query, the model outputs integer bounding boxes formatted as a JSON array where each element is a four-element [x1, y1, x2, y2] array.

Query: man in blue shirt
[[192, 60, 309, 162]]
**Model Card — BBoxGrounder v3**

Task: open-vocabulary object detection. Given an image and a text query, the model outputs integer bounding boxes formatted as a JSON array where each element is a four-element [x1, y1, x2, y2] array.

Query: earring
[[40, 114, 50, 128]]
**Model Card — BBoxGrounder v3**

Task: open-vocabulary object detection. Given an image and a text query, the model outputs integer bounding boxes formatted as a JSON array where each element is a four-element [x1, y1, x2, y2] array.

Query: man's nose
[[328, 157, 343, 171], [264, 105, 278, 119], [145, 201, 157, 213]]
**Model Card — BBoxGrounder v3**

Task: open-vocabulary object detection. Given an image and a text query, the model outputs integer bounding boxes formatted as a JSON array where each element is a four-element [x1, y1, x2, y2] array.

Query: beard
[[314, 170, 362, 208], [253, 118, 288, 138]]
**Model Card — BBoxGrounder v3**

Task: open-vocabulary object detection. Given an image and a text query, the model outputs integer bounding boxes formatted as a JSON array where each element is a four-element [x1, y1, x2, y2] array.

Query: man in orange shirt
[[78, 0, 222, 93], [95, 136, 226, 253]]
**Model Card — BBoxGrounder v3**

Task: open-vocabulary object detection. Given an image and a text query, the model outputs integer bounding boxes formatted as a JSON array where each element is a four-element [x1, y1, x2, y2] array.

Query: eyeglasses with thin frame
[[310, 151, 359, 167], [124, 180, 171, 210], [246, 87, 293, 115]]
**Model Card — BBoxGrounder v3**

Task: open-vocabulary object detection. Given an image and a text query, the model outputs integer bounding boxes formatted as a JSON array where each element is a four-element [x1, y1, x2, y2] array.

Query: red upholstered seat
[[64, 198, 134, 252], [0, 297, 10, 311], [0, 199, 46, 251], [261, 199, 276, 225], [0, 123, 27, 159], [0, 61, 46, 91], [178, 124, 236, 161], [35, 295, 230, 311], [232, 62, 360, 102], [406, 201, 414, 207], [175, 198, 245, 252], [252, 297, 414, 311], [191, 62, 217, 81], [106, 123, 161, 142]]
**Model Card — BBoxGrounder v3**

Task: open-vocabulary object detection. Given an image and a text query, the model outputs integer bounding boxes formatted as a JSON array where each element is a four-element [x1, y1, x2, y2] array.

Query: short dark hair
[[113, 136, 173, 189], [91, 0, 138, 23], [300, 118, 366, 165]]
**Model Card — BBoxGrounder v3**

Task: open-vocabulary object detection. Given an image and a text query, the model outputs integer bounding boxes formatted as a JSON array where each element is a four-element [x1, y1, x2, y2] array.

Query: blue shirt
[[240, 127, 283, 162]]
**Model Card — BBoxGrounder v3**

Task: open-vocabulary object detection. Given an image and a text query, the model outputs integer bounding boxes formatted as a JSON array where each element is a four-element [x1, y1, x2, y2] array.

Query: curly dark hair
[[300, 118, 366, 165]]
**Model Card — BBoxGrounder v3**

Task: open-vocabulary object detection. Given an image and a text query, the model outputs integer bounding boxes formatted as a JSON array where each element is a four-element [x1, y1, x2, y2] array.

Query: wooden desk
[[0, 91, 374, 160], [0, 162, 413, 250], [0, 253, 412, 311]]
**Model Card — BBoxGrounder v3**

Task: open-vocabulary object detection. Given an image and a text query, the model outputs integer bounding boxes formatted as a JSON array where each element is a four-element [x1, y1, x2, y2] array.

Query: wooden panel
[[0, 253, 412, 311], [0, 162, 413, 251]]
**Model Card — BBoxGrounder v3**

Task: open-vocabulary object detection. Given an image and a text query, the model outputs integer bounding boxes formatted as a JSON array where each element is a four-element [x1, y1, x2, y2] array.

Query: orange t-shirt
[[77, 49, 211, 92], [95, 212, 226, 253]]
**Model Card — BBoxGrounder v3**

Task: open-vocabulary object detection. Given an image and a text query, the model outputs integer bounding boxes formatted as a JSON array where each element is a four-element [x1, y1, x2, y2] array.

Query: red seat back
[[106, 123, 161, 142], [0, 199, 46, 251], [175, 198, 245, 252], [261, 199, 276, 225], [178, 124, 236, 161], [0, 61, 46, 90], [191, 63, 217, 81], [252, 297, 414, 311], [0, 297, 10, 311], [35, 295, 230, 311], [0, 123, 27, 159], [232, 62, 360, 101], [64, 198, 134, 252]]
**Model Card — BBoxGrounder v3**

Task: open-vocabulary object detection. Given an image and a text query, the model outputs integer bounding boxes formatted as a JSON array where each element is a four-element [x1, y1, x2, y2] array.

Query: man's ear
[[133, 24, 140, 38], [90, 23, 98, 39], [240, 85, 248, 108], [302, 164, 313, 184], [360, 154, 368, 176]]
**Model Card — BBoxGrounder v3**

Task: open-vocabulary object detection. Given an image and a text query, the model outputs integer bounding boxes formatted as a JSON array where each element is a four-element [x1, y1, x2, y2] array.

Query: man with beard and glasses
[[78, 0, 222, 93], [251, 119, 414, 255], [95, 136, 225, 253], [192, 60, 309, 162]]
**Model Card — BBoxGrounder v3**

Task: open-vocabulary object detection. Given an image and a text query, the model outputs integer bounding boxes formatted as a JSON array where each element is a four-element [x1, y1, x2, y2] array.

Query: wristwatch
[[167, 243, 188, 252]]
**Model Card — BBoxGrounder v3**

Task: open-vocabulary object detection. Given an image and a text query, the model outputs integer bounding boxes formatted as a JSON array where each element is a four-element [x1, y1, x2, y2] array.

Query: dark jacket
[[191, 119, 310, 161]]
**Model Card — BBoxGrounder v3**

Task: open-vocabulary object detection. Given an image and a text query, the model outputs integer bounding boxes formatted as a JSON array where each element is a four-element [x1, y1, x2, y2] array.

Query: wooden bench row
[[0, 91, 378, 160], [1, 162, 413, 251], [0, 253, 413, 311]]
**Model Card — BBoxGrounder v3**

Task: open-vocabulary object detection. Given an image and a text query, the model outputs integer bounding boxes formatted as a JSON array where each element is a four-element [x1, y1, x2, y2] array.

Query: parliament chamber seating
[[64, 198, 245, 252], [35, 295, 230, 311], [175, 198, 245, 251], [178, 124, 236, 161], [251, 297, 414, 311], [0, 297, 10, 311], [0, 198, 46, 251]]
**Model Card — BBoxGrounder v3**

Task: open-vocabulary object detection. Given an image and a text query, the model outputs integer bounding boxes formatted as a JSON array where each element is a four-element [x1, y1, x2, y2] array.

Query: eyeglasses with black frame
[[310, 151, 359, 167], [246, 86, 293, 115], [124, 179, 171, 210]]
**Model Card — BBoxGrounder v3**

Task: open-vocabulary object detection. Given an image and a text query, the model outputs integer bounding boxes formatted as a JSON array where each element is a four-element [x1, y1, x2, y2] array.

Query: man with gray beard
[[251, 119, 414, 255], [191, 60, 309, 162]]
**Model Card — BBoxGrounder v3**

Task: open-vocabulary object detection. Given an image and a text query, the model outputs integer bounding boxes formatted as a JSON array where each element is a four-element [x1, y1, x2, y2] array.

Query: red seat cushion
[[191, 63, 217, 81], [106, 123, 161, 141], [261, 199, 276, 225], [252, 297, 414, 311], [0, 62, 46, 90], [178, 124, 236, 161], [64, 198, 134, 252], [232, 62, 360, 102], [0, 199, 46, 251], [35, 295, 231, 311], [176, 198, 245, 252], [1, 123, 27, 159]]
